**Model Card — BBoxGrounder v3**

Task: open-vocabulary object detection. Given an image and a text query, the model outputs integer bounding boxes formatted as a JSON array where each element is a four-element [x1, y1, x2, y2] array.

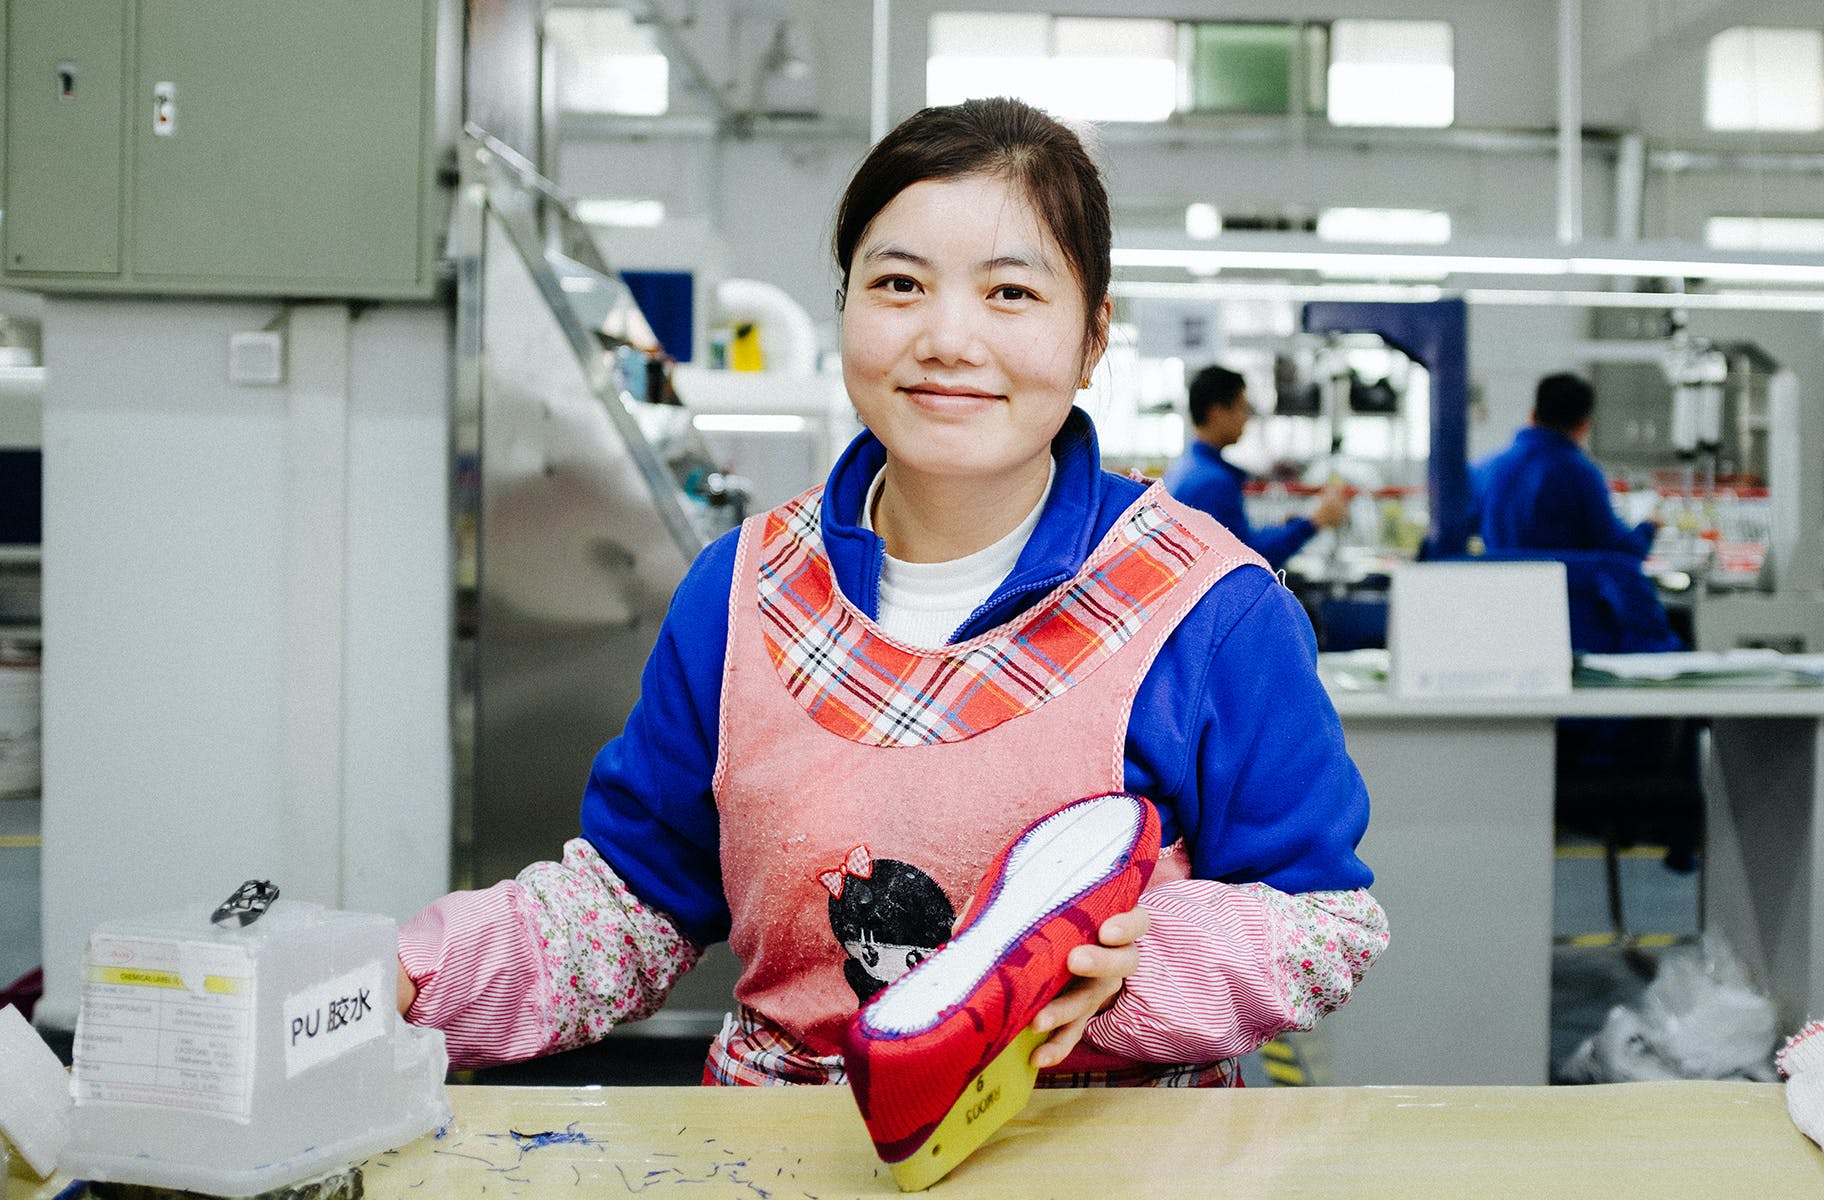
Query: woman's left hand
[[1028, 905, 1150, 1069]]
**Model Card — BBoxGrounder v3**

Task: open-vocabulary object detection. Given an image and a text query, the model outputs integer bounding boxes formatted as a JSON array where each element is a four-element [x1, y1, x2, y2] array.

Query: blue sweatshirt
[[1161, 440, 1318, 571], [581, 409, 1373, 947], [1474, 426, 1655, 558]]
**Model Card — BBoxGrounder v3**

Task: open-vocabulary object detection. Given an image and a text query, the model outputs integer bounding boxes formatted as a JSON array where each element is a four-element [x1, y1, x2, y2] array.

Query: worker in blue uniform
[[1474, 372, 1658, 558], [1164, 365, 1347, 571], [1479, 372, 1694, 874]]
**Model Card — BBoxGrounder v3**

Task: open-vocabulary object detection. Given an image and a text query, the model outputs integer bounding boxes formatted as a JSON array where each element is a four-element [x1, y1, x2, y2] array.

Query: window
[[1705, 216, 1824, 253], [1317, 208, 1452, 245], [1327, 19, 1453, 128], [927, 13, 1176, 122], [1705, 28, 1824, 132], [1182, 22, 1327, 116], [926, 13, 1452, 128], [545, 7, 669, 116]]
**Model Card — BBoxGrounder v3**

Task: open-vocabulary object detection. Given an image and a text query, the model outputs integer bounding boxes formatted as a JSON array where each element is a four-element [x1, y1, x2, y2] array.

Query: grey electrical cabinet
[[1, 0, 442, 299]]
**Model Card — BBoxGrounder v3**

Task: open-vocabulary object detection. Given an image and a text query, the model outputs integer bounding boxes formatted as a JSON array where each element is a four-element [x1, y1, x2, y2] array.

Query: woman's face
[[840, 173, 1107, 492]]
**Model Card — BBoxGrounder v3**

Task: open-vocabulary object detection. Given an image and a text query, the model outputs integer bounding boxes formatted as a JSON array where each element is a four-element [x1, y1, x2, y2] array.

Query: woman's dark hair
[[832, 96, 1111, 355]]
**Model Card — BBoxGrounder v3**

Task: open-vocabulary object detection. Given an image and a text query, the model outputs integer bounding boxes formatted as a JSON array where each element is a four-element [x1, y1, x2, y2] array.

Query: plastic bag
[[1560, 933, 1779, 1083]]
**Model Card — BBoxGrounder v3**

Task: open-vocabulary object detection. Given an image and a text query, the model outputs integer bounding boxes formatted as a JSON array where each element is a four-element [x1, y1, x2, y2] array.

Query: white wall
[[1465, 303, 1588, 459], [37, 298, 451, 1028]]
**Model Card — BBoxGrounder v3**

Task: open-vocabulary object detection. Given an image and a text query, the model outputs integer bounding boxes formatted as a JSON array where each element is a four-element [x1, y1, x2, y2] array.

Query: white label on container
[[282, 961, 386, 1078], [73, 935, 256, 1121]]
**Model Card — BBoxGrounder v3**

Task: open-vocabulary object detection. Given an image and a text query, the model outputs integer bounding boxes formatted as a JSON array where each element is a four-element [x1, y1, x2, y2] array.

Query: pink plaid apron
[[707, 481, 1263, 1085]]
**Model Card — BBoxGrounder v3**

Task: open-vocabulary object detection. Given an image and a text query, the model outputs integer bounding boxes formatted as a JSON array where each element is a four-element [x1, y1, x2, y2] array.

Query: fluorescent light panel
[[1110, 279, 1824, 312], [1706, 216, 1824, 254], [1112, 244, 1824, 284], [575, 198, 666, 228], [1317, 208, 1452, 245], [1113, 247, 1569, 278], [1566, 257, 1824, 284], [692, 414, 809, 434]]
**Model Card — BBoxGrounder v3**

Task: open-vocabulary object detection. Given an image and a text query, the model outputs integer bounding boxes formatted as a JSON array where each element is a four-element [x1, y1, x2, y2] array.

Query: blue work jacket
[[1162, 440, 1318, 571], [1474, 426, 1654, 558], [579, 409, 1373, 945]]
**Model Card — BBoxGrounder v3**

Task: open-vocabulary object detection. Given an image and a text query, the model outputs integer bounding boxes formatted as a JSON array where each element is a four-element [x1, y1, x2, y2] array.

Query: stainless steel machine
[[450, 131, 748, 1035], [1587, 309, 1824, 651]]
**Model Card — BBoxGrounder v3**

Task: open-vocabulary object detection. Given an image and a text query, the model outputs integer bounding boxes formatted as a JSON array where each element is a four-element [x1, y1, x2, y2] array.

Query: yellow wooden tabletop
[[12, 1081, 1824, 1199]]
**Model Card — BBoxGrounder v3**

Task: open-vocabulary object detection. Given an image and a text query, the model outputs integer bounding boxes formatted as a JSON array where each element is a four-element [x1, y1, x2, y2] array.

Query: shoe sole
[[861, 797, 1150, 1035], [846, 793, 1157, 1190]]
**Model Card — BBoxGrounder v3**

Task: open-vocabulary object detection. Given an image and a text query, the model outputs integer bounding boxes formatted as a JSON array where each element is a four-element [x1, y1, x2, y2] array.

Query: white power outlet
[[229, 331, 285, 386]]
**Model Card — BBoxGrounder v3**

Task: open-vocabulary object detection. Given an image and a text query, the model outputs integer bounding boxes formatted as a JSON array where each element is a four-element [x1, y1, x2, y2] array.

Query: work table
[[1318, 649, 1824, 720], [1326, 684, 1824, 719], [1311, 656, 1824, 1086], [12, 1082, 1822, 1198]]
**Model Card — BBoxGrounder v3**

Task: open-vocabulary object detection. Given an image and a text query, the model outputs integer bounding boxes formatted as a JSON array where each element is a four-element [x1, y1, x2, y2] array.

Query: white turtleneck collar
[[859, 461, 1056, 648]]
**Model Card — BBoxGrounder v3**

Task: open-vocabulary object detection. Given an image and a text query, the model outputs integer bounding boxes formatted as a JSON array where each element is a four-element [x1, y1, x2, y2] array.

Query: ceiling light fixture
[[1112, 235, 1824, 286], [1109, 278, 1824, 312]]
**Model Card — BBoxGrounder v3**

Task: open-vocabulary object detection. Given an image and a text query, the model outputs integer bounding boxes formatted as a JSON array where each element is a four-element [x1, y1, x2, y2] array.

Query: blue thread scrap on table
[[504, 1121, 599, 1150]]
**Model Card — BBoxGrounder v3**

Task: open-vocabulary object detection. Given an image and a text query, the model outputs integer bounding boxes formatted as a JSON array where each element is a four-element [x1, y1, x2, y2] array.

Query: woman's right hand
[[396, 958, 417, 1017]]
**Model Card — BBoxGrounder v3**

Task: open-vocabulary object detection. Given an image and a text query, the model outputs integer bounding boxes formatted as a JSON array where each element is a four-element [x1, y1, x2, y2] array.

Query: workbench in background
[[1321, 669, 1824, 1085]]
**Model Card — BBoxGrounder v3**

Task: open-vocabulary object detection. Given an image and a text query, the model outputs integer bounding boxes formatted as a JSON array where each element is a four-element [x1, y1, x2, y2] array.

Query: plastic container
[[0, 1001, 70, 1180], [61, 900, 449, 1195]]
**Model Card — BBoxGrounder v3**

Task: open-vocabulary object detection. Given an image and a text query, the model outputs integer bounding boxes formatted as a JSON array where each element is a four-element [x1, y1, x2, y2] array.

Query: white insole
[[862, 796, 1141, 1035]]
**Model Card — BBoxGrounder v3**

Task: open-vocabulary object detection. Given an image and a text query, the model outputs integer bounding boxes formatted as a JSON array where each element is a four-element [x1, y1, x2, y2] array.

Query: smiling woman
[[839, 173, 1103, 562], [831, 97, 1112, 563], [395, 98, 1385, 1150]]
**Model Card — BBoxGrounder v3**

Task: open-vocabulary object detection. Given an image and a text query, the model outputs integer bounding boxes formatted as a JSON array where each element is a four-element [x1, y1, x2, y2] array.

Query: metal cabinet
[[3, 0, 128, 276], [1, 0, 440, 299]]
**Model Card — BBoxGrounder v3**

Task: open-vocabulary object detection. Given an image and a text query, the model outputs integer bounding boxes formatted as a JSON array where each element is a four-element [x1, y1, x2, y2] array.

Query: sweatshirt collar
[[1518, 425, 1578, 451], [820, 407, 1108, 626], [1190, 438, 1245, 477]]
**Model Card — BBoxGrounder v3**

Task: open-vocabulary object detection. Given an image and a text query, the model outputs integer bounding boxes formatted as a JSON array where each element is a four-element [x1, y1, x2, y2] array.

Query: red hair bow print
[[819, 844, 874, 898]]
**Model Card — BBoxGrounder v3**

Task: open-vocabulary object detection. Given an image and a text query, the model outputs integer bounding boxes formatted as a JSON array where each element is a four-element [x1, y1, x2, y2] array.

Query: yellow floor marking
[[1554, 844, 1673, 860], [1554, 931, 1695, 949], [1263, 1059, 1305, 1086]]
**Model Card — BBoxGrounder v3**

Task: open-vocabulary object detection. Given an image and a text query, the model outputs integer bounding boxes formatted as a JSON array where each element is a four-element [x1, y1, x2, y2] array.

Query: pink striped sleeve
[[399, 838, 702, 1069], [1083, 880, 1388, 1064], [399, 879, 550, 1068]]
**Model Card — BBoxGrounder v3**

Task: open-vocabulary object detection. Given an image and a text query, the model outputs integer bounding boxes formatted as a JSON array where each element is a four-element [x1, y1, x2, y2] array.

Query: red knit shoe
[[842, 792, 1161, 1190]]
